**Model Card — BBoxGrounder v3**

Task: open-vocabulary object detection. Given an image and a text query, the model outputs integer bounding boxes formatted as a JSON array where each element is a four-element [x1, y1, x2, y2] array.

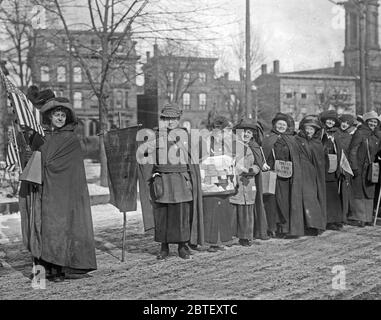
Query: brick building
[[29, 29, 139, 137], [254, 61, 357, 128], [139, 45, 249, 130]]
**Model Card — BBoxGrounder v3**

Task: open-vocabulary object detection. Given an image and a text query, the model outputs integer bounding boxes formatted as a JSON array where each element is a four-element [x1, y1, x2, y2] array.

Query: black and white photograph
[[0, 0, 380, 307]]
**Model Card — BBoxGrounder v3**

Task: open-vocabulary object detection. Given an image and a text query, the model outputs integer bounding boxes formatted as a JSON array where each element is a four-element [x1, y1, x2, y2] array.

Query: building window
[[167, 91, 174, 102], [40, 66, 50, 82], [89, 120, 99, 136], [73, 67, 82, 83], [46, 41, 55, 50], [301, 89, 307, 99], [115, 90, 123, 108], [167, 71, 174, 84], [230, 94, 236, 107], [125, 91, 129, 109], [199, 72, 206, 83], [57, 66, 66, 82], [183, 93, 190, 110], [183, 72, 190, 85], [199, 93, 207, 110], [73, 92, 82, 109], [286, 89, 293, 99]]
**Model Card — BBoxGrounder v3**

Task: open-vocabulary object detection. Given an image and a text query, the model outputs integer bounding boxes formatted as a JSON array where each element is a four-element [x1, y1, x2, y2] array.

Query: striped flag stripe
[[5, 142, 18, 171]]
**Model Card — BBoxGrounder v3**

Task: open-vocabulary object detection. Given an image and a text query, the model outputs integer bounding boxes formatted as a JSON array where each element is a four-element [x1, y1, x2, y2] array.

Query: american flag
[[0, 68, 44, 136], [5, 128, 19, 172]]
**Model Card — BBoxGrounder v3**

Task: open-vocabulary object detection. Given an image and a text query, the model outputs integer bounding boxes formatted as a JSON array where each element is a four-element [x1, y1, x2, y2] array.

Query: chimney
[[273, 60, 280, 74], [224, 72, 229, 80], [153, 44, 159, 57], [146, 51, 150, 60], [261, 64, 267, 75], [334, 61, 342, 75]]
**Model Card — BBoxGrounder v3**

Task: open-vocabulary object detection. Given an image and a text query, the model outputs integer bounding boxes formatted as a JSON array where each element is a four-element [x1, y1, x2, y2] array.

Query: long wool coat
[[262, 130, 304, 236], [322, 128, 344, 224], [248, 140, 269, 239], [295, 130, 327, 231], [349, 125, 381, 199], [334, 128, 354, 220], [23, 122, 97, 270]]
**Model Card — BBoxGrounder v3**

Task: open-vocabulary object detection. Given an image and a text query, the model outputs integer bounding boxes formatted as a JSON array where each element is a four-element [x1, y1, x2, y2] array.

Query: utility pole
[[245, 0, 252, 119], [358, 0, 368, 114]]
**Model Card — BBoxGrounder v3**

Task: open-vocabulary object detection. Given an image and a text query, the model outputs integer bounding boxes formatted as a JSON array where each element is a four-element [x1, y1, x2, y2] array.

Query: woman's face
[[50, 110, 67, 128], [275, 120, 288, 133], [367, 119, 379, 131], [160, 117, 180, 130], [304, 125, 316, 138], [242, 129, 254, 143], [325, 119, 336, 129], [340, 121, 350, 131]]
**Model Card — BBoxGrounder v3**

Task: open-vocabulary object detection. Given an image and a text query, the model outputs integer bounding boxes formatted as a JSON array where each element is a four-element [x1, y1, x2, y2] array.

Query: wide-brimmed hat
[[300, 115, 322, 129], [211, 116, 230, 129], [319, 110, 339, 127], [27, 87, 56, 109], [40, 97, 76, 124], [235, 118, 263, 133], [272, 112, 292, 128], [159, 103, 182, 119], [339, 114, 355, 126], [363, 111, 379, 123]]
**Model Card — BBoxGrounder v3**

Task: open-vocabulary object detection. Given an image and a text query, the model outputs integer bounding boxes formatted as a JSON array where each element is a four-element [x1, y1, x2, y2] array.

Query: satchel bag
[[152, 174, 164, 199], [19, 150, 42, 184], [272, 149, 293, 178], [260, 147, 277, 194], [328, 154, 338, 173], [366, 139, 380, 184]]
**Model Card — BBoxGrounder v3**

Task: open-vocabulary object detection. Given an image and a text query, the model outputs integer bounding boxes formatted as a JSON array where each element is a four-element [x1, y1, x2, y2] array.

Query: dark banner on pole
[[104, 125, 139, 212]]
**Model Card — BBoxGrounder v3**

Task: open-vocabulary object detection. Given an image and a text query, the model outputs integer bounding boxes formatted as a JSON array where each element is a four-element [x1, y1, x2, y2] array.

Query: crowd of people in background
[[149, 103, 381, 260]]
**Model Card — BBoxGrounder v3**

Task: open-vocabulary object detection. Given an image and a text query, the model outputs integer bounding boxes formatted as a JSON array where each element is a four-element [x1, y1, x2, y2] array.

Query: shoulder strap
[[272, 148, 276, 161], [366, 138, 371, 163]]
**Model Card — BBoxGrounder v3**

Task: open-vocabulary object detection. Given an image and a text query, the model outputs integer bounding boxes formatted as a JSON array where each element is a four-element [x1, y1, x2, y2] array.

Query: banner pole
[[122, 212, 127, 262], [373, 186, 381, 227]]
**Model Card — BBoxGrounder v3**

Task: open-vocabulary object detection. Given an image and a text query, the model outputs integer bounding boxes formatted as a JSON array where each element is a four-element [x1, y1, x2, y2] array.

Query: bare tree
[[29, 0, 234, 186], [0, 0, 38, 89]]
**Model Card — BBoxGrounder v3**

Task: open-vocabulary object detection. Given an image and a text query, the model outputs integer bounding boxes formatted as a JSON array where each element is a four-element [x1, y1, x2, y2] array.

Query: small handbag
[[366, 139, 380, 184], [19, 151, 42, 184], [272, 149, 293, 178], [152, 174, 164, 199], [328, 154, 338, 173]]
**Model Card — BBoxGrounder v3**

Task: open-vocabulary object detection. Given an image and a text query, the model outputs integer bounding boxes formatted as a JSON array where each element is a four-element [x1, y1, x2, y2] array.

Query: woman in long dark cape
[[348, 111, 381, 227], [21, 98, 97, 281], [319, 110, 344, 230], [294, 115, 327, 235], [262, 113, 304, 237]]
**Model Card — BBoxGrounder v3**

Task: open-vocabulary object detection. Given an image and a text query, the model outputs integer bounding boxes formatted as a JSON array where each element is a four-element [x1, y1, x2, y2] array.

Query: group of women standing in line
[[193, 109, 381, 254]]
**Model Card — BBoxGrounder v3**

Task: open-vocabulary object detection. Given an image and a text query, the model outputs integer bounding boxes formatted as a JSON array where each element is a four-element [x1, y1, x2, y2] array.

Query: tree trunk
[[99, 95, 108, 187], [99, 133, 108, 187]]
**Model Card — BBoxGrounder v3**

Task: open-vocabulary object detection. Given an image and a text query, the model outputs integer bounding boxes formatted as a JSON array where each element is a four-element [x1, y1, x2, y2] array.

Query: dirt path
[[1, 204, 381, 300]]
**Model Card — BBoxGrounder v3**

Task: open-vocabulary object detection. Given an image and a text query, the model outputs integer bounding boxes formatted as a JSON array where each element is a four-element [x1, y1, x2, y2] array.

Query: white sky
[[1, 0, 374, 81], [137, 0, 349, 79]]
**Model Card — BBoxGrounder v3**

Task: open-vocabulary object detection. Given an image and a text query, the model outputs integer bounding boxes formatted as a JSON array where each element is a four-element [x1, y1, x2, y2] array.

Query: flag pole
[[11, 123, 22, 173]]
